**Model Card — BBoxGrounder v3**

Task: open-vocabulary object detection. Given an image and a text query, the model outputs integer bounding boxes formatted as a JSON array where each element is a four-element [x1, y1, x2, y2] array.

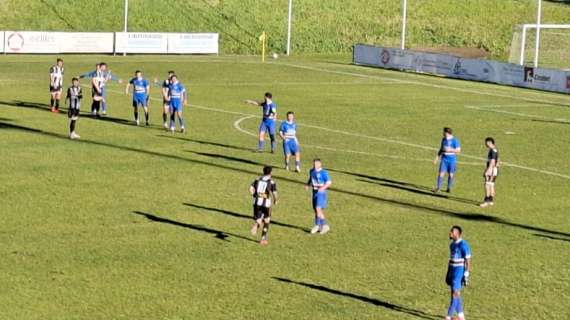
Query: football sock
[[55, 100, 60, 109], [70, 120, 76, 133], [447, 297, 457, 317], [170, 113, 175, 128], [285, 159, 289, 167], [447, 176, 454, 190], [261, 222, 270, 240], [455, 297, 463, 314], [314, 217, 319, 226], [102, 100, 107, 112], [270, 135, 276, 151], [178, 115, 185, 128], [144, 111, 149, 124], [50, 98, 54, 107], [295, 160, 300, 168], [437, 176, 443, 190], [258, 140, 265, 150], [162, 113, 167, 124], [134, 110, 139, 122]]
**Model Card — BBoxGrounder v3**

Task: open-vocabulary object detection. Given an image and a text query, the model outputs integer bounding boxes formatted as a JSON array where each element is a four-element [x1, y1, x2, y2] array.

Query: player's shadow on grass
[[273, 277, 440, 320], [0, 100, 52, 112], [184, 203, 310, 233], [530, 119, 570, 126], [185, 150, 272, 167], [534, 233, 570, 243], [157, 135, 253, 152], [132, 211, 257, 243], [2, 119, 568, 239]]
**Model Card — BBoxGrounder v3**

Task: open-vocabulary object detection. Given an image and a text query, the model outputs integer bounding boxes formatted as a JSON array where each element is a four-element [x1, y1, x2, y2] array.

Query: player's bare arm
[[245, 99, 260, 106], [318, 180, 332, 193]]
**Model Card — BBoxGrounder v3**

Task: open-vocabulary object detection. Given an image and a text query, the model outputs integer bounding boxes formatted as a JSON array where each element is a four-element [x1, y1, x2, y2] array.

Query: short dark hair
[[485, 137, 495, 144], [57, 58, 63, 63], [443, 127, 453, 134], [451, 225, 462, 234], [135, 70, 141, 74], [171, 74, 177, 80], [168, 70, 175, 74], [286, 111, 294, 116], [313, 158, 321, 163], [99, 62, 107, 67], [263, 166, 272, 175], [265, 92, 273, 99], [72, 77, 79, 82]]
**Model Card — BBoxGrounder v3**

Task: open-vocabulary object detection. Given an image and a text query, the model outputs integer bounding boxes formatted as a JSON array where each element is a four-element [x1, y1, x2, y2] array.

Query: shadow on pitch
[[158, 135, 253, 152], [273, 277, 440, 320], [185, 150, 271, 167], [530, 119, 570, 126], [184, 203, 310, 233], [534, 233, 570, 243], [132, 211, 257, 243], [2, 119, 568, 239]]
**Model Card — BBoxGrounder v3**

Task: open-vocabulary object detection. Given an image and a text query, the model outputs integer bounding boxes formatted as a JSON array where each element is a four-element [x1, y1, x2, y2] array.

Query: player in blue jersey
[[305, 159, 332, 234], [434, 127, 461, 193], [125, 70, 151, 126], [445, 225, 472, 320], [480, 137, 500, 208], [166, 75, 188, 133], [245, 92, 277, 153], [279, 111, 301, 172]]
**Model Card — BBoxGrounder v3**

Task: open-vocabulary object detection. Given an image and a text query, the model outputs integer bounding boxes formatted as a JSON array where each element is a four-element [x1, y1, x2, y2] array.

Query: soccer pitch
[[0, 55, 568, 320]]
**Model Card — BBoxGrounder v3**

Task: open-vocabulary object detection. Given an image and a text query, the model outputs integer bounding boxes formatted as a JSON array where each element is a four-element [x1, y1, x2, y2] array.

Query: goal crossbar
[[518, 24, 570, 66]]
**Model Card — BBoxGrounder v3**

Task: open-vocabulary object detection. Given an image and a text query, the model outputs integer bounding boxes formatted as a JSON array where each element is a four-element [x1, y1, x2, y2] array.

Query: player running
[[305, 159, 332, 234], [245, 92, 277, 153], [445, 225, 472, 320], [249, 166, 278, 245], [279, 111, 301, 172], [126, 70, 150, 126], [49, 58, 64, 113], [434, 127, 461, 193], [155, 71, 175, 129], [480, 137, 499, 208], [66, 77, 83, 139], [166, 75, 188, 133]]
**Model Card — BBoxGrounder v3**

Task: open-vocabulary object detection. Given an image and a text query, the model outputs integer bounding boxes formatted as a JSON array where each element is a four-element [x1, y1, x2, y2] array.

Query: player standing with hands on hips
[[305, 159, 332, 234], [250, 166, 278, 245], [445, 225, 472, 320]]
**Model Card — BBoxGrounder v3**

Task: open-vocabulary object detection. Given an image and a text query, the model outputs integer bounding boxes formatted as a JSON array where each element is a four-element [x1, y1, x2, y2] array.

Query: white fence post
[[533, 0, 542, 67], [286, 0, 293, 55], [401, 0, 407, 50]]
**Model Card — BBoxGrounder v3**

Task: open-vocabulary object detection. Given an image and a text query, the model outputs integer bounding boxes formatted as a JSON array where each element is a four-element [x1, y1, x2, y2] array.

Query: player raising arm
[[445, 225, 472, 320], [279, 111, 301, 172], [305, 159, 332, 234], [125, 70, 150, 126], [249, 166, 278, 245], [245, 92, 277, 153], [480, 137, 499, 208], [434, 127, 461, 193]]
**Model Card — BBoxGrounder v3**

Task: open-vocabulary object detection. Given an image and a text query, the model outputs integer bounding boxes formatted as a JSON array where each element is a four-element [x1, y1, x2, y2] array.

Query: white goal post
[[510, 24, 570, 68]]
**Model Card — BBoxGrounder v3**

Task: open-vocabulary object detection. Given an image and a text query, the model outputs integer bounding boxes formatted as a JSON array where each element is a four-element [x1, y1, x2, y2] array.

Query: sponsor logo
[[453, 59, 462, 75], [380, 49, 390, 64], [566, 76, 570, 89], [7, 32, 24, 52], [524, 67, 534, 83]]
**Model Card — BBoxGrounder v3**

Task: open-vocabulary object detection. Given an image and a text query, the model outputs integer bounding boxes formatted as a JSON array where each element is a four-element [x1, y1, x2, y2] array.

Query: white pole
[[519, 25, 527, 65], [401, 0, 407, 50], [286, 0, 293, 55], [123, 0, 128, 56], [533, 0, 542, 67]]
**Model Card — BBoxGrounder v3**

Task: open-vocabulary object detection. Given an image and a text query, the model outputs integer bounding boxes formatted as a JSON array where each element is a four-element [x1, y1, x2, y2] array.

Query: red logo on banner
[[7, 33, 24, 52]]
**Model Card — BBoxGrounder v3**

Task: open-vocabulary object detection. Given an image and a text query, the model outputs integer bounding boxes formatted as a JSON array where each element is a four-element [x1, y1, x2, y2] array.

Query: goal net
[[508, 24, 570, 70]]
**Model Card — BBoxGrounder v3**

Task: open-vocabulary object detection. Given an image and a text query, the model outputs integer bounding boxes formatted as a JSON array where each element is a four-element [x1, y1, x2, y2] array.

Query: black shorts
[[50, 85, 62, 93], [68, 107, 80, 119], [253, 205, 271, 220]]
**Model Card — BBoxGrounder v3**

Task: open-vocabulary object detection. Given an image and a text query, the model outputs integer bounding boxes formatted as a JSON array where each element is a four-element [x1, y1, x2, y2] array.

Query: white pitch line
[[465, 105, 570, 122], [95, 86, 570, 180]]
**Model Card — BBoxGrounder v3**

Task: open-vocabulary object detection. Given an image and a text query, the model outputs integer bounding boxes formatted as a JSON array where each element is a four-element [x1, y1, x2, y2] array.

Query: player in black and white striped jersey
[[249, 166, 278, 245], [49, 58, 64, 113], [66, 77, 83, 139]]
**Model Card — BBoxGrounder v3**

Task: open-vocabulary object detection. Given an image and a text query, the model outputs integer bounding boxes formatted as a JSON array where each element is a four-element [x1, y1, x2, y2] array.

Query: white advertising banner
[[58, 32, 114, 53], [167, 33, 219, 54], [354, 44, 570, 94], [4, 31, 59, 53], [115, 32, 168, 54], [0, 32, 4, 53]]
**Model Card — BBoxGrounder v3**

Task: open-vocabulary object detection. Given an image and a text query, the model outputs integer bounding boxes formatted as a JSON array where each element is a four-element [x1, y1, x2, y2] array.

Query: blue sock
[[271, 140, 276, 152], [295, 160, 300, 168], [314, 217, 319, 226], [447, 176, 454, 190], [102, 101, 107, 112], [258, 140, 265, 150], [447, 297, 455, 317], [321, 219, 327, 226], [456, 297, 463, 315], [437, 176, 443, 190]]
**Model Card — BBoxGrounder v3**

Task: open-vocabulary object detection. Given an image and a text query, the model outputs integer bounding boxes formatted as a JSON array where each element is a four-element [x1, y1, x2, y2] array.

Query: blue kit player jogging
[[306, 159, 332, 235], [435, 127, 461, 193], [246, 92, 277, 153], [126, 70, 150, 126], [279, 111, 301, 172], [167, 75, 187, 133], [445, 225, 472, 320]]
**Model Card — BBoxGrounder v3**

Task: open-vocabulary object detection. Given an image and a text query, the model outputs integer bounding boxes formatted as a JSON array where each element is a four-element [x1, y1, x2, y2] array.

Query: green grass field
[[0, 54, 569, 320]]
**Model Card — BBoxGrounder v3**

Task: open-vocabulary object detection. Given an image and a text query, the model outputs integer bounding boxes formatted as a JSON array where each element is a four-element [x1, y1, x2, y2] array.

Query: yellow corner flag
[[259, 31, 267, 62]]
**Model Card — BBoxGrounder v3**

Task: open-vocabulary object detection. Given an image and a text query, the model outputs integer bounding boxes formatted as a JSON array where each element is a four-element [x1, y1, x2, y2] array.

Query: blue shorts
[[170, 99, 183, 113], [133, 95, 148, 107], [259, 118, 276, 135], [439, 158, 457, 174], [446, 267, 464, 291], [283, 139, 300, 155], [312, 191, 328, 209]]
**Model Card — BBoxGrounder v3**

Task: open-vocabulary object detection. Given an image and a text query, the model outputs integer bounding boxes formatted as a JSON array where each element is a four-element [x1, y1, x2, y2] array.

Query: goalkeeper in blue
[[434, 127, 461, 193], [445, 225, 472, 320], [245, 92, 277, 153], [125, 70, 150, 126], [305, 159, 332, 234], [279, 111, 301, 172]]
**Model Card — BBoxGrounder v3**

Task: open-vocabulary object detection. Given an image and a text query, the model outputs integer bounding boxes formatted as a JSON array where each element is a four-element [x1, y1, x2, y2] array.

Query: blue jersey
[[168, 82, 186, 101], [129, 77, 149, 97], [279, 121, 297, 140], [261, 101, 277, 119], [309, 168, 331, 192], [439, 136, 460, 161], [449, 239, 471, 270]]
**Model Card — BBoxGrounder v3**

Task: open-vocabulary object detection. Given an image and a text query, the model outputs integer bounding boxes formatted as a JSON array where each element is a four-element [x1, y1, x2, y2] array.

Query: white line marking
[[465, 105, 570, 122], [95, 85, 570, 180]]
